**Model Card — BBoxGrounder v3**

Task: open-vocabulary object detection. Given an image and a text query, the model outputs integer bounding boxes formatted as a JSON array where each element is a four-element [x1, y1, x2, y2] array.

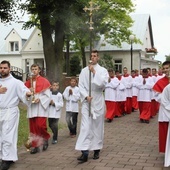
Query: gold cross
[[83, 1, 100, 30]]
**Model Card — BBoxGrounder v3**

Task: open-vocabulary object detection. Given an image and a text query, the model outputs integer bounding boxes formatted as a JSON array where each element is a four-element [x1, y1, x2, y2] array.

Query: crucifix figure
[[83, 1, 100, 31]]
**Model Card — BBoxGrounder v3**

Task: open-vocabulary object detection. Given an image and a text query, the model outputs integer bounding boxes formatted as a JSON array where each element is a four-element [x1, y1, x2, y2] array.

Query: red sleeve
[[153, 77, 169, 93], [35, 76, 51, 93]]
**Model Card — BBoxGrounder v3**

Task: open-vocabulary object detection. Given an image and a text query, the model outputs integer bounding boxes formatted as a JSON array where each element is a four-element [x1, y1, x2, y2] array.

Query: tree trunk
[[40, 18, 65, 91], [80, 43, 86, 68]]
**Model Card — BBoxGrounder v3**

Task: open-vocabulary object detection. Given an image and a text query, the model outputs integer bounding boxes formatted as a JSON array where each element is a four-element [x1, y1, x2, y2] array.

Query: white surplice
[[26, 88, 51, 118], [136, 76, 154, 102], [105, 77, 119, 101], [0, 74, 30, 161], [48, 92, 63, 118], [116, 77, 126, 102], [75, 63, 109, 151], [63, 86, 80, 112]]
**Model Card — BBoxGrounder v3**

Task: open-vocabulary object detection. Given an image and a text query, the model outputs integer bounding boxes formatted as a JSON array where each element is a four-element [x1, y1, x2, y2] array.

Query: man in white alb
[[75, 50, 109, 163], [0, 60, 31, 170]]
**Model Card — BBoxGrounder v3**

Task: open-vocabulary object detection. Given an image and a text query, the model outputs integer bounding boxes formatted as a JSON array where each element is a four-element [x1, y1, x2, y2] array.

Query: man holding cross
[[75, 50, 109, 163]]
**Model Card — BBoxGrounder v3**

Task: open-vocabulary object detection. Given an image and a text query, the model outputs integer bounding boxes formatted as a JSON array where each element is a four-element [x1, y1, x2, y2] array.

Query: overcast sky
[[132, 0, 170, 62]]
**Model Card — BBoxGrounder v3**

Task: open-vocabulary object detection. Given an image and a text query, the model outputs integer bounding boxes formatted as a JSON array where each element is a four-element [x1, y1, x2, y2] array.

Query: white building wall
[[5, 30, 22, 53], [0, 55, 22, 68]]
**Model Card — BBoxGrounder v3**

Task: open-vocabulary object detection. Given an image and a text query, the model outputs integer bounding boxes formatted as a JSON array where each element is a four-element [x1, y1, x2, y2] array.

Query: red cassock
[[138, 101, 151, 120], [105, 101, 117, 120], [132, 96, 138, 110], [153, 76, 169, 153], [25, 76, 51, 147]]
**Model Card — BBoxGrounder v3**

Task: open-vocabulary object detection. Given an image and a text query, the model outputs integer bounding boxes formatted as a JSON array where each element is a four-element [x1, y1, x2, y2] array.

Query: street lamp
[[129, 35, 135, 71]]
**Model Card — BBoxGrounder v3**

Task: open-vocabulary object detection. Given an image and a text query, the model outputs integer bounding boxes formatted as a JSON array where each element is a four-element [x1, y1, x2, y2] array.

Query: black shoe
[[30, 147, 40, 154], [107, 119, 112, 123], [43, 140, 49, 151], [122, 113, 126, 116], [93, 152, 99, 160], [1, 161, 14, 170], [140, 119, 144, 123], [77, 154, 88, 162], [145, 120, 149, 124]]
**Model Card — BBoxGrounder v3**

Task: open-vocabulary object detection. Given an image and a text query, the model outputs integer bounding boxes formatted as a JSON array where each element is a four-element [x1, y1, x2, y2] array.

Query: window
[[10, 41, 19, 51], [114, 60, 122, 73]]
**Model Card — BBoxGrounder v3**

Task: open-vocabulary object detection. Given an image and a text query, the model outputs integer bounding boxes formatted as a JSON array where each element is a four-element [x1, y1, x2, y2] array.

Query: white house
[[0, 21, 33, 79]]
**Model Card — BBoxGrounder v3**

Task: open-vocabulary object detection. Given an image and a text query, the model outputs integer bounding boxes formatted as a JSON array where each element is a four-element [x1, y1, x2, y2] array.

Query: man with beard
[[0, 60, 31, 170]]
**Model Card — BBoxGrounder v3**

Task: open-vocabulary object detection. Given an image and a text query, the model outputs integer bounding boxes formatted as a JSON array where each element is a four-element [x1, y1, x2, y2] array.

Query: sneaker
[[52, 140, 57, 144]]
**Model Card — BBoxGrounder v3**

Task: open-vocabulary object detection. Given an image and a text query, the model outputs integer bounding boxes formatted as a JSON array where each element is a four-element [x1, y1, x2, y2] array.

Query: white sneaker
[[52, 140, 57, 144]]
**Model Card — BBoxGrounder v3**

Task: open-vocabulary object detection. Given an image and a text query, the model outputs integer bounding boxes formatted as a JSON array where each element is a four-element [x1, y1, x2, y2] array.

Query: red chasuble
[[153, 76, 169, 93], [25, 75, 51, 93]]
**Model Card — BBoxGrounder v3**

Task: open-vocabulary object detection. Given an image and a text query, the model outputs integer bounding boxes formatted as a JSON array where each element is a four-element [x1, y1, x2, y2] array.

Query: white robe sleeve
[[70, 87, 80, 102], [78, 68, 89, 102], [92, 67, 109, 88], [161, 84, 170, 115], [162, 85, 170, 167], [63, 87, 70, 101], [39, 88, 51, 110], [16, 80, 31, 106], [54, 93, 64, 111]]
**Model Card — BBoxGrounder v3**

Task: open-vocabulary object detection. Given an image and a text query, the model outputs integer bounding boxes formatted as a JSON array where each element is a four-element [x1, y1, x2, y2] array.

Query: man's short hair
[[0, 60, 10, 68], [92, 49, 98, 53], [162, 61, 170, 66], [31, 63, 41, 70], [142, 68, 148, 73], [108, 68, 114, 72]]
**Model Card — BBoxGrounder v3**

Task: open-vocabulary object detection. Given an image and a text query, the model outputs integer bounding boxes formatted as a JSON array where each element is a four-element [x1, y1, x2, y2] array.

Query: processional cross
[[83, 1, 99, 117]]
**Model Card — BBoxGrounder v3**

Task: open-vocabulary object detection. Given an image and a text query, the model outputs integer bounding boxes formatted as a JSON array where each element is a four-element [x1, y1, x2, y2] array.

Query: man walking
[[75, 50, 109, 162]]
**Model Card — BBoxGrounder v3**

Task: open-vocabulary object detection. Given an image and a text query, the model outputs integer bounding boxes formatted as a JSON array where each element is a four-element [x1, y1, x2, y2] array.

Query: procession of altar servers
[[104, 66, 170, 167]]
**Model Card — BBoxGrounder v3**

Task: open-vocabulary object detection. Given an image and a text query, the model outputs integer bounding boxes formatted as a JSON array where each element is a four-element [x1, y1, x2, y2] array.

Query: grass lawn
[[18, 103, 66, 147]]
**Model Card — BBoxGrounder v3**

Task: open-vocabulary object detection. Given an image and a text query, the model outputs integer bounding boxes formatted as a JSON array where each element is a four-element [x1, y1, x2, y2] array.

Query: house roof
[[0, 21, 33, 54], [95, 14, 153, 52]]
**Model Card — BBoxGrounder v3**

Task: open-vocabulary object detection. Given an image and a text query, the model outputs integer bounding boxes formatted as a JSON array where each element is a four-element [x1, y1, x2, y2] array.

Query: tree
[[0, 0, 18, 22], [165, 54, 170, 61], [69, 55, 81, 76], [71, 0, 135, 68], [98, 54, 114, 70], [20, 0, 135, 84]]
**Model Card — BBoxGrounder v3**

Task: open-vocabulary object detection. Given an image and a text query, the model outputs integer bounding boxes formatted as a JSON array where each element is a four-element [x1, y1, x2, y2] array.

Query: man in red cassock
[[122, 67, 133, 114], [105, 69, 119, 122], [153, 61, 170, 153], [25, 64, 51, 154], [131, 70, 139, 112], [136, 68, 154, 123]]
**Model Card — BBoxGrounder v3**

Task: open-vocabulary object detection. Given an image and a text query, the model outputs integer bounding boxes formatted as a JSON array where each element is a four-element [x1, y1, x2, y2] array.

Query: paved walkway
[[10, 110, 170, 170]]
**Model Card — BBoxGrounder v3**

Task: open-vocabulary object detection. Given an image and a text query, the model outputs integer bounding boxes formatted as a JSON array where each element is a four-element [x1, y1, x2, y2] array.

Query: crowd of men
[[105, 66, 164, 123], [104, 61, 170, 167]]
